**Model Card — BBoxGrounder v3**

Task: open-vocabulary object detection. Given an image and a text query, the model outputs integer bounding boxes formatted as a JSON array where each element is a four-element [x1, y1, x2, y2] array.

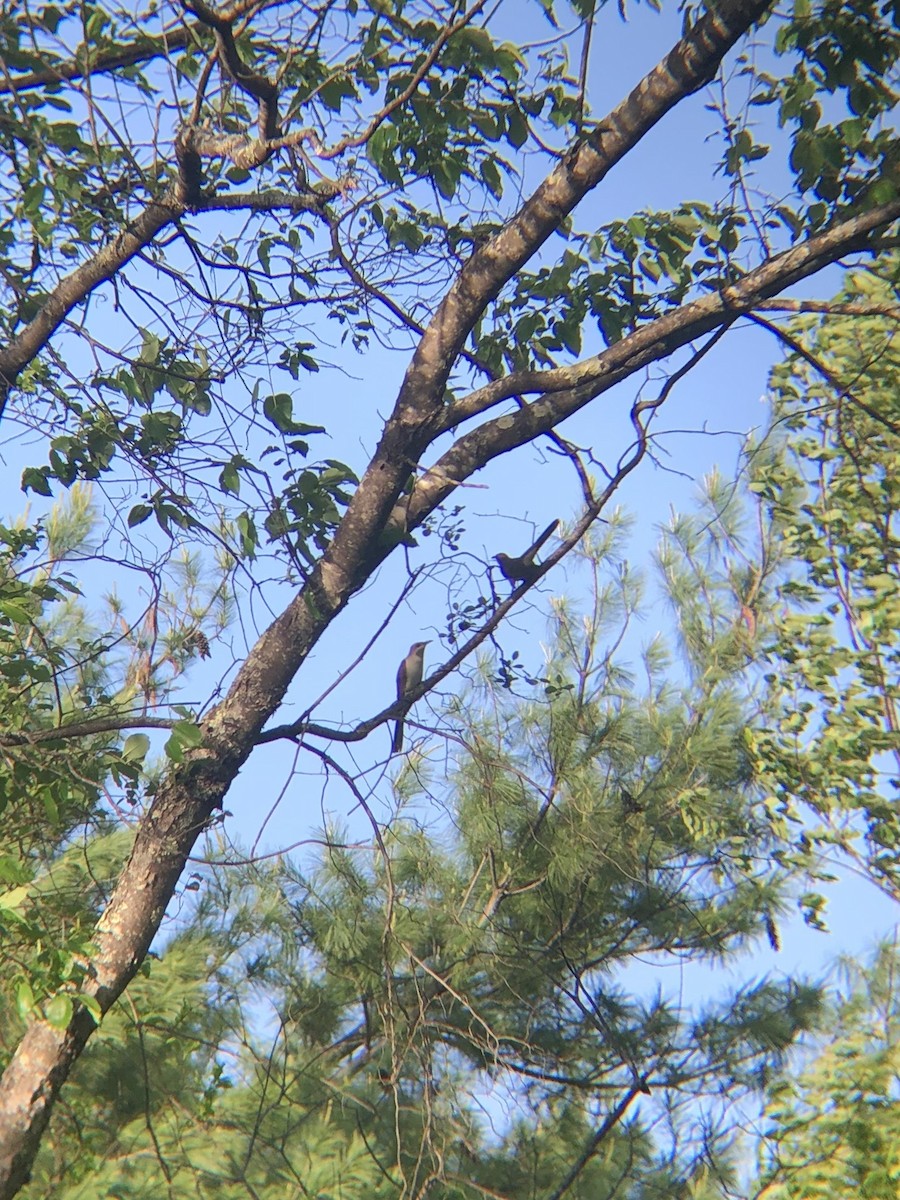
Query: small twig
[[544, 1085, 643, 1200], [748, 311, 900, 436]]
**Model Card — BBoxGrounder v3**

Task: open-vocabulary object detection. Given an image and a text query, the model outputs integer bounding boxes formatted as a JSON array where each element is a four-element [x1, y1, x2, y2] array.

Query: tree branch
[[406, 199, 900, 522], [0, 28, 194, 94], [0, 0, 260, 94], [440, 204, 900, 432], [0, 716, 177, 747], [295, 0, 778, 671], [748, 310, 900, 436], [544, 1085, 643, 1200], [0, 190, 187, 421], [387, 0, 775, 420], [756, 297, 900, 319]]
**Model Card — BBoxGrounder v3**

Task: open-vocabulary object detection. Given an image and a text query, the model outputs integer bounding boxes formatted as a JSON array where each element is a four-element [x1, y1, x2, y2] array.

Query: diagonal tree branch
[[756, 298, 900, 319], [299, 0, 778, 646], [0, 184, 332, 423], [545, 1084, 643, 1200], [0, 192, 185, 421], [748, 310, 900, 436], [387, 0, 776, 418], [439, 237, 900, 432], [0, 0, 261, 94], [407, 199, 900, 522], [0, 27, 194, 94]]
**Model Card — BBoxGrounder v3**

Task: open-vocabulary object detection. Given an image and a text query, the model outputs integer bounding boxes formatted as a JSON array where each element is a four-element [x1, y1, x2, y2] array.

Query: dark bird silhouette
[[494, 520, 559, 585], [392, 641, 429, 754]]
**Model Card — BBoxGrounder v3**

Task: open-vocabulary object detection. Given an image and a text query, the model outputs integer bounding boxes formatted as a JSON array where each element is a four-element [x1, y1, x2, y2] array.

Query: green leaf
[[367, 124, 402, 184], [236, 511, 259, 558], [432, 159, 460, 200], [506, 107, 528, 148], [0, 885, 29, 910], [78, 993, 102, 1025], [15, 980, 35, 1021], [164, 718, 202, 762], [263, 392, 295, 432], [480, 157, 503, 199], [21, 467, 53, 496], [0, 600, 31, 624], [172, 719, 203, 748], [318, 74, 359, 112], [140, 330, 161, 363], [164, 732, 184, 762], [127, 504, 153, 527], [164, 715, 204, 763], [263, 393, 325, 435], [122, 733, 151, 762], [220, 463, 241, 495], [264, 508, 292, 539], [45, 993, 74, 1029], [495, 46, 522, 84]]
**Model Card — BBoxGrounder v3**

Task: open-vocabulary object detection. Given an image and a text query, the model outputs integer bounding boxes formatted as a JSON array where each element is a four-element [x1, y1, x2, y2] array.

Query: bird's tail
[[391, 720, 404, 754], [529, 518, 559, 557]]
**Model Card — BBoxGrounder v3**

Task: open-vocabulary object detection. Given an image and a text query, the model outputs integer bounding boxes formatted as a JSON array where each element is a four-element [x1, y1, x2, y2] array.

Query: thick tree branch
[[406, 199, 900, 521], [203, 189, 332, 212], [0, 28, 194, 94], [756, 297, 900, 319], [389, 0, 775, 419], [0, 716, 177, 746], [0, 0, 260, 94], [301, 0, 777, 650], [0, 190, 187, 422], [439, 203, 900, 432], [0, 178, 330, 424], [183, 0, 280, 140]]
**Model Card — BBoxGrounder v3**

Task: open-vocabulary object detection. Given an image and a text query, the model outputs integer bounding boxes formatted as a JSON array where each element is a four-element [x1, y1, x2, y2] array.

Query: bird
[[392, 640, 429, 754], [494, 520, 559, 585]]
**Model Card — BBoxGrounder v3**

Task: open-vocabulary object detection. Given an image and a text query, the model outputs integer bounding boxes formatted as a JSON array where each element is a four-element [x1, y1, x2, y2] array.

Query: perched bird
[[620, 788, 645, 816], [392, 641, 429, 754], [494, 520, 559, 585]]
